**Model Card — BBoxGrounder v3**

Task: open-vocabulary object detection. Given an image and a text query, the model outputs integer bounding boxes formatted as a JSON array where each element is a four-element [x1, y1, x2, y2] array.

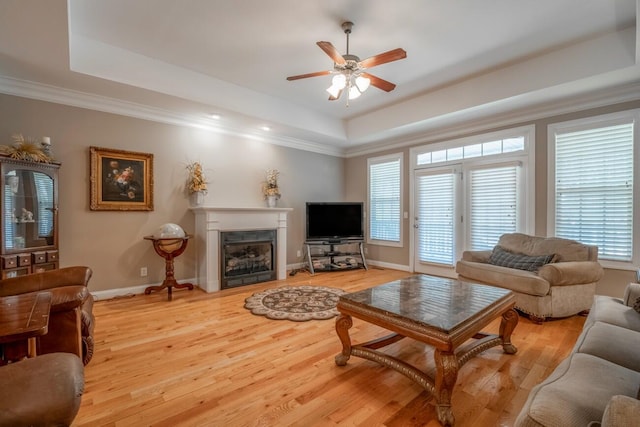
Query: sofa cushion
[[601, 395, 640, 427], [457, 259, 551, 296], [586, 295, 640, 332], [489, 245, 554, 272], [515, 353, 640, 427], [574, 321, 640, 372], [498, 233, 598, 262]]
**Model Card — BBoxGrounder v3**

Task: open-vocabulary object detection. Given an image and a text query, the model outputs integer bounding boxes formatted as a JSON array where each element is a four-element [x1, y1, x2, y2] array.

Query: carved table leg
[[500, 308, 519, 354], [334, 313, 353, 366], [434, 350, 458, 427]]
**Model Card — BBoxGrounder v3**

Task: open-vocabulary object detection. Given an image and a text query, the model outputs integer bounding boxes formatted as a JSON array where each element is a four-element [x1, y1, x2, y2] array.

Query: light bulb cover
[[355, 75, 371, 92], [348, 86, 361, 100], [326, 85, 342, 98], [332, 73, 347, 89]]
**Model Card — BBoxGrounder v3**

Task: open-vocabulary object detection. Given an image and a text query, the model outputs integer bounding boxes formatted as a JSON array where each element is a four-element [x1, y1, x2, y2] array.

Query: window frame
[[367, 152, 403, 248], [547, 109, 640, 270]]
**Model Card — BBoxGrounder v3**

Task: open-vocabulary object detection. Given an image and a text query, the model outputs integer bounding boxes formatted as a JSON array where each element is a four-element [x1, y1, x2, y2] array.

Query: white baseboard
[[91, 278, 198, 301], [91, 263, 411, 300], [366, 260, 411, 272]]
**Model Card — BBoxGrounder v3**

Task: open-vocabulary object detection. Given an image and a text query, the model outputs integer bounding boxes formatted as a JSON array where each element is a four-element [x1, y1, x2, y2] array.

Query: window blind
[[555, 123, 634, 261], [369, 158, 401, 242], [469, 164, 519, 250], [417, 171, 455, 265]]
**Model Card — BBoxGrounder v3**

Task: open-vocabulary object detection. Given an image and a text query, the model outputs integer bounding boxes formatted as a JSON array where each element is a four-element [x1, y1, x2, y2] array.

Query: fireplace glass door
[[221, 229, 276, 289]]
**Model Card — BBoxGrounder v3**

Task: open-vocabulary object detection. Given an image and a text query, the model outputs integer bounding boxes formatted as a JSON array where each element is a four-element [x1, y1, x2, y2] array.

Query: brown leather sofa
[[0, 352, 84, 427], [0, 266, 95, 365]]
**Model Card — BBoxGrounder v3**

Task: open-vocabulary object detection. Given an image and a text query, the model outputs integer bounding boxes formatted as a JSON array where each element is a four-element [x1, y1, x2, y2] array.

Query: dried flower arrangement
[[262, 168, 281, 199], [0, 134, 52, 163], [186, 162, 208, 194]]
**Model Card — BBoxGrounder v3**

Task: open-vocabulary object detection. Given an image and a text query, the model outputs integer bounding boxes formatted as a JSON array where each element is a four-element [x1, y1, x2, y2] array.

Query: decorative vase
[[190, 191, 205, 207], [266, 195, 277, 208]]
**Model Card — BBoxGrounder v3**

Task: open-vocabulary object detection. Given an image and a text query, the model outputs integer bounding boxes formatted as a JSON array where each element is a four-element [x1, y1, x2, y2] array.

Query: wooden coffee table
[[0, 292, 52, 361], [334, 275, 518, 427]]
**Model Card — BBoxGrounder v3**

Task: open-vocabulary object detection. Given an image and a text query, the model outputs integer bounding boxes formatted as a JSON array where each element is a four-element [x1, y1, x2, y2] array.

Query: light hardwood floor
[[74, 268, 585, 426]]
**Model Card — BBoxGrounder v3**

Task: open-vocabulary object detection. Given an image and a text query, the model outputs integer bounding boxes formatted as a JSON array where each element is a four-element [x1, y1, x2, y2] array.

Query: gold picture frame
[[90, 147, 154, 211]]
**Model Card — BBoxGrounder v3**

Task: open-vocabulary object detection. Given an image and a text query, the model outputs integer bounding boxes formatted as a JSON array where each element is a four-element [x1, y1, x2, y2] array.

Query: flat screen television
[[305, 202, 364, 242]]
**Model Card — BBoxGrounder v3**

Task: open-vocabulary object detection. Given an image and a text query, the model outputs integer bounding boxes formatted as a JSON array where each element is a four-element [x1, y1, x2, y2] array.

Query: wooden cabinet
[[0, 158, 59, 279]]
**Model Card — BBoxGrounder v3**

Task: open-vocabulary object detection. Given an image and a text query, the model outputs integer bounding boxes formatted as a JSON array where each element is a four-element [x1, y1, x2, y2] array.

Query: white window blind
[[555, 123, 634, 261], [369, 157, 401, 242], [417, 171, 455, 265], [468, 164, 519, 250]]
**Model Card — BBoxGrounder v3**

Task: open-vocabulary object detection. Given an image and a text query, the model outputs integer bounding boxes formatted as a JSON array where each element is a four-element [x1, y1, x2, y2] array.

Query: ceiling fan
[[286, 21, 407, 103]]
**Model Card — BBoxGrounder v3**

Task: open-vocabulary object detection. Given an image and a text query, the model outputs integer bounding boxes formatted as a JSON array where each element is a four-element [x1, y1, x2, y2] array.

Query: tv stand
[[305, 240, 368, 275]]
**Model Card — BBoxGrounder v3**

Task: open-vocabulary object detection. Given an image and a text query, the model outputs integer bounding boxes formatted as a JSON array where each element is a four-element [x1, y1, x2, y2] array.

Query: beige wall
[[346, 100, 640, 298], [0, 94, 344, 292]]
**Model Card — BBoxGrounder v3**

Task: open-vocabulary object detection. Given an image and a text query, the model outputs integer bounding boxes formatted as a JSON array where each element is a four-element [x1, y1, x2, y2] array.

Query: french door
[[413, 161, 522, 277]]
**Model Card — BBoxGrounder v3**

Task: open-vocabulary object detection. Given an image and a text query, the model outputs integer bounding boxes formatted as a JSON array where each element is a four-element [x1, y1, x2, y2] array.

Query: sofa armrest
[[461, 250, 492, 263], [0, 353, 84, 426], [600, 395, 640, 427], [0, 266, 92, 297], [49, 286, 90, 313], [623, 283, 640, 307], [537, 261, 603, 285]]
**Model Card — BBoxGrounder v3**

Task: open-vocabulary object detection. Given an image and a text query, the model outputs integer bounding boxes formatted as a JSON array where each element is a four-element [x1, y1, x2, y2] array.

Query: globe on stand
[[144, 223, 194, 300]]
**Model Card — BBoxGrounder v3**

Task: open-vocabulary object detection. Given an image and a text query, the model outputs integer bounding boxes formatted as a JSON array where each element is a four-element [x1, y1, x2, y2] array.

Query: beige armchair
[[456, 233, 603, 323]]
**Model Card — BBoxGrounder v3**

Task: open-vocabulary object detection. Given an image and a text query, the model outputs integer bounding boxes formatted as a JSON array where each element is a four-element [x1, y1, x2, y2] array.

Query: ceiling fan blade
[[328, 89, 343, 101], [361, 72, 396, 92], [359, 48, 407, 69], [317, 41, 346, 65], [286, 70, 331, 81]]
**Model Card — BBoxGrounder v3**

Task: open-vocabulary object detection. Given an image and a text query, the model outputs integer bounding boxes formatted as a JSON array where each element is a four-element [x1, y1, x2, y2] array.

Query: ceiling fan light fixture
[[326, 84, 342, 98], [332, 74, 346, 89], [348, 85, 361, 100], [355, 75, 370, 92]]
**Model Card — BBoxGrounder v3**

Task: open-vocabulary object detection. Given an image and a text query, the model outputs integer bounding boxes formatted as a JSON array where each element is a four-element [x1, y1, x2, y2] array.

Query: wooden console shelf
[[305, 240, 368, 275]]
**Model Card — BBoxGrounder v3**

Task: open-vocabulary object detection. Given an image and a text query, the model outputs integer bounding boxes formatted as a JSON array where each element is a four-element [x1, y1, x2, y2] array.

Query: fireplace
[[191, 207, 292, 292], [220, 229, 276, 289]]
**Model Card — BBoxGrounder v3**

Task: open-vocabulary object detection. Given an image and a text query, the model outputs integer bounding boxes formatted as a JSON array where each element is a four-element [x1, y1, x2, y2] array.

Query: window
[[411, 126, 534, 273], [416, 135, 525, 166], [467, 162, 521, 251], [368, 153, 402, 246], [548, 110, 639, 267], [416, 168, 456, 264]]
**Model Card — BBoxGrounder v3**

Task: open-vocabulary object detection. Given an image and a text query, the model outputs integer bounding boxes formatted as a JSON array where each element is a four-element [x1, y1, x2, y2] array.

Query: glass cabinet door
[[2, 165, 56, 252]]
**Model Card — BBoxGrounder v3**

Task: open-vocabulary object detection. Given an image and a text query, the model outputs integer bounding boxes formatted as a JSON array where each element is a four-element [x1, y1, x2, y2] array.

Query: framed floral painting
[[89, 147, 154, 211]]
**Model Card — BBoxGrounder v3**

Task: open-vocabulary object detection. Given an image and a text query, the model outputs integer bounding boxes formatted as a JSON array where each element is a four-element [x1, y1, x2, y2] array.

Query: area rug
[[244, 285, 347, 321]]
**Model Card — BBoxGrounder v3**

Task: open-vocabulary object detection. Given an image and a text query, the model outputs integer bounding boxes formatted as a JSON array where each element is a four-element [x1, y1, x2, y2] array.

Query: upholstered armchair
[[456, 233, 603, 323], [0, 352, 84, 427], [0, 266, 95, 365]]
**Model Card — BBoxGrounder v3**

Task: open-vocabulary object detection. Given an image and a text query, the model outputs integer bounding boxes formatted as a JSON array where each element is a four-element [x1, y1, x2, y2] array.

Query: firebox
[[220, 229, 276, 289]]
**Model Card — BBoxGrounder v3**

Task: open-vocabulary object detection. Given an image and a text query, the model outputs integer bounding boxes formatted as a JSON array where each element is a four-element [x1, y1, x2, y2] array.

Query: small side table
[[0, 292, 52, 363], [144, 235, 194, 301]]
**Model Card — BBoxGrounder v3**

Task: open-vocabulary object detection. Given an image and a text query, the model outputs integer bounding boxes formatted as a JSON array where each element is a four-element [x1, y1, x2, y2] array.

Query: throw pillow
[[633, 296, 640, 314], [488, 245, 555, 272]]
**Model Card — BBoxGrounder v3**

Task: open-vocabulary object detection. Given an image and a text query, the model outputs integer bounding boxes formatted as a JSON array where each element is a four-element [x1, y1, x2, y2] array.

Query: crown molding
[[0, 76, 346, 157]]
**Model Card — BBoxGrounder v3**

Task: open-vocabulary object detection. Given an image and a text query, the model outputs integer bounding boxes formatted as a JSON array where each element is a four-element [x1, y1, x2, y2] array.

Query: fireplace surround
[[191, 207, 292, 292]]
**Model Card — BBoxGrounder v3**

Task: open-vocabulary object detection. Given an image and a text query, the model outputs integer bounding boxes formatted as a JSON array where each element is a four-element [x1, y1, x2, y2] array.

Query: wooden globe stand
[[144, 235, 194, 301]]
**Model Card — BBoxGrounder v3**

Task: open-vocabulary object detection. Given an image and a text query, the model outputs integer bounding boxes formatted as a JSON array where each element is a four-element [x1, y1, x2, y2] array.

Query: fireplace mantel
[[191, 206, 292, 292]]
